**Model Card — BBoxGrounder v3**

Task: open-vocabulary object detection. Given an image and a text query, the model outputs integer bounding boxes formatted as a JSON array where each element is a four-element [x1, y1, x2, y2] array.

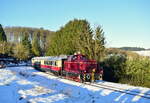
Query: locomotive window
[[72, 56, 77, 60], [82, 56, 86, 60], [52, 61, 55, 66]]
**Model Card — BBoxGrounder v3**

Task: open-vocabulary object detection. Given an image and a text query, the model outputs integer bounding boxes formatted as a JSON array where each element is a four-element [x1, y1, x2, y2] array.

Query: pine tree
[[93, 26, 106, 61], [21, 32, 32, 59], [46, 19, 93, 56], [13, 43, 30, 60], [32, 32, 41, 56], [0, 41, 13, 55], [0, 24, 7, 41], [46, 19, 106, 61], [22, 32, 31, 48], [75, 21, 94, 59]]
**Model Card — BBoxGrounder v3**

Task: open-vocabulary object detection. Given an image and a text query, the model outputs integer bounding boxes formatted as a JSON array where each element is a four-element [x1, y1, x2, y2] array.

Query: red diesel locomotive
[[31, 53, 103, 82]]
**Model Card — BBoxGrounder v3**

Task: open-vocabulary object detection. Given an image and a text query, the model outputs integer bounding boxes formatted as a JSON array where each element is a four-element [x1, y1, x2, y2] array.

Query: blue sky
[[1, 0, 150, 48]]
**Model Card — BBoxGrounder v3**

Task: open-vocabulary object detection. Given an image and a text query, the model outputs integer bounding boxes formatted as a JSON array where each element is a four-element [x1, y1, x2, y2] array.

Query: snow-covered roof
[[32, 55, 67, 61]]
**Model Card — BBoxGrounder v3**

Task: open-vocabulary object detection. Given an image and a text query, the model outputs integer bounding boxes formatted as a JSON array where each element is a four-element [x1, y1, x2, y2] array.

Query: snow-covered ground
[[0, 66, 150, 103], [133, 50, 150, 57]]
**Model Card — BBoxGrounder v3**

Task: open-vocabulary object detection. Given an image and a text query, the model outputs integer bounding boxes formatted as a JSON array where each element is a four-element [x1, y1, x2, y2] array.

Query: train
[[31, 52, 103, 82]]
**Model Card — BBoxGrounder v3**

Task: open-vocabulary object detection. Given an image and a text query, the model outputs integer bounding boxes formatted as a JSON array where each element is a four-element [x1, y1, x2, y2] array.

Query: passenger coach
[[32, 53, 103, 82], [31, 56, 67, 74]]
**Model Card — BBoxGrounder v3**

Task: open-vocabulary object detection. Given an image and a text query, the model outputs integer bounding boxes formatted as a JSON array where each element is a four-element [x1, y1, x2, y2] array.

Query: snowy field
[[0, 66, 150, 103], [133, 50, 150, 57]]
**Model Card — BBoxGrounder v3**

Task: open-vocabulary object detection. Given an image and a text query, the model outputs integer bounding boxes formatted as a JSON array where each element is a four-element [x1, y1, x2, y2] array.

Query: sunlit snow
[[0, 66, 150, 103]]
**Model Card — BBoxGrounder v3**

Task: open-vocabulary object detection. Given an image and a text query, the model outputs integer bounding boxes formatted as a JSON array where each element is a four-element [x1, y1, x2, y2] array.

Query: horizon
[[1, 0, 150, 48]]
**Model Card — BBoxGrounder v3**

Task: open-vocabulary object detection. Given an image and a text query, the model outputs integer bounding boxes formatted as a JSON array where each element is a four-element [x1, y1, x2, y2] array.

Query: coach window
[[53, 61, 56, 66], [48, 61, 51, 65], [51, 61, 53, 66], [45, 61, 48, 65], [55, 61, 57, 66], [49, 61, 51, 65], [51, 61, 55, 66]]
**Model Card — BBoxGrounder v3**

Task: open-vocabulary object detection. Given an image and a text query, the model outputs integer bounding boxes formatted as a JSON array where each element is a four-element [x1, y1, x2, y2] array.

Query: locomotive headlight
[[92, 68, 96, 72]]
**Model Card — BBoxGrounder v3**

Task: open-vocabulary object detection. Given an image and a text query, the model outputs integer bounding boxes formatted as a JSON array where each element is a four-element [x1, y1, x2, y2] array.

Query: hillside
[[119, 47, 146, 51], [4, 27, 54, 43]]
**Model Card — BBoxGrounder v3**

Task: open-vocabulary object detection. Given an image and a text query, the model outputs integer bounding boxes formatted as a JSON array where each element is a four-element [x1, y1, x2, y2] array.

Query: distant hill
[[3, 26, 54, 56], [4, 26, 54, 43], [118, 47, 146, 51]]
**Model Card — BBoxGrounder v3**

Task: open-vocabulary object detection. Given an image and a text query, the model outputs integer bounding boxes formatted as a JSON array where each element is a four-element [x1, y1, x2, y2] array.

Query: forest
[[0, 25, 54, 59], [0, 19, 150, 88]]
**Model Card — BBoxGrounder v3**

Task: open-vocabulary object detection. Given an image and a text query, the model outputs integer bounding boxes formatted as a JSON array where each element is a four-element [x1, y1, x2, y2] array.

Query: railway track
[[93, 82, 150, 96], [85, 82, 150, 99], [44, 71, 150, 100]]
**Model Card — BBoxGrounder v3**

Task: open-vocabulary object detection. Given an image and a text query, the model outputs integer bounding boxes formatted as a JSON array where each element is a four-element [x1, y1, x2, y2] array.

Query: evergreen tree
[[0, 41, 13, 55], [22, 32, 31, 48], [75, 25, 106, 61], [46, 19, 106, 61], [46, 19, 93, 56], [93, 26, 106, 61], [75, 21, 94, 59], [13, 43, 30, 60], [0, 24, 7, 41], [21, 32, 32, 59], [32, 32, 41, 56]]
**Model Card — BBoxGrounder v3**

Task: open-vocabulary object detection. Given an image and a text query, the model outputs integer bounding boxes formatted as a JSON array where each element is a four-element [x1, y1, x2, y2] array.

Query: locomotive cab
[[64, 53, 103, 82]]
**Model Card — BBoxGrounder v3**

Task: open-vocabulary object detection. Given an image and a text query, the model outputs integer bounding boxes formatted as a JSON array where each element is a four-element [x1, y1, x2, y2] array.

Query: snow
[[133, 50, 150, 57], [0, 66, 150, 103], [32, 55, 67, 61]]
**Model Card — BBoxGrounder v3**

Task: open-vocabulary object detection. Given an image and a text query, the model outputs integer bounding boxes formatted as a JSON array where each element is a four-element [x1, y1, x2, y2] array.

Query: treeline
[[119, 47, 146, 51], [4, 26, 54, 53], [0, 25, 54, 60]]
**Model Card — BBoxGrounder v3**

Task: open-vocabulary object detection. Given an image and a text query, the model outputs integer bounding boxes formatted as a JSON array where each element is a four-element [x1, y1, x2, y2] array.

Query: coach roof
[[32, 55, 67, 61]]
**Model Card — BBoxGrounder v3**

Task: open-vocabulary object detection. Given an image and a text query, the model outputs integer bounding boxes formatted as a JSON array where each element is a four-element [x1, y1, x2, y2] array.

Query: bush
[[102, 54, 126, 82], [122, 57, 150, 87]]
